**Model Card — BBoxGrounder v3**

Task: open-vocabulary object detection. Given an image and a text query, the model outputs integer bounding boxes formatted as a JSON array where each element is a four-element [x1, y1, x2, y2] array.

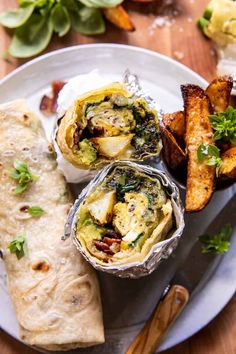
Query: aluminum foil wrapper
[[53, 70, 163, 183], [64, 161, 185, 279]]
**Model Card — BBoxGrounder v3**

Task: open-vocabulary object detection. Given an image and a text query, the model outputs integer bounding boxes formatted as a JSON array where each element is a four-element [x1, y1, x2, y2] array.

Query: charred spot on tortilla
[[32, 261, 50, 272]]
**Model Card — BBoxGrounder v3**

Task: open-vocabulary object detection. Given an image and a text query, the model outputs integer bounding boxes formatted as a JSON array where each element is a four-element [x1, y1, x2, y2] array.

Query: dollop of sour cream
[[57, 70, 112, 117], [55, 70, 114, 184]]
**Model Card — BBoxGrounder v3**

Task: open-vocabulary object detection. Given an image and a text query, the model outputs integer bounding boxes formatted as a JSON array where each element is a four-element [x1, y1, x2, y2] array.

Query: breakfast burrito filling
[[56, 83, 161, 168], [76, 166, 173, 265]]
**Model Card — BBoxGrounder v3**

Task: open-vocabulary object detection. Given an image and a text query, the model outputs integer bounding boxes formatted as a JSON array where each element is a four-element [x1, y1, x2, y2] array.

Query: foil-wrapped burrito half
[[66, 162, 185, 278], [0, 100, 104, 350], [56, 82, 162, 170]]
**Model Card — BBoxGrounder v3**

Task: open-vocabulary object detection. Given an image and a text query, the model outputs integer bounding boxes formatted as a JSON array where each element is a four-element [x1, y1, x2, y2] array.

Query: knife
[[125, 195, 236, 354]]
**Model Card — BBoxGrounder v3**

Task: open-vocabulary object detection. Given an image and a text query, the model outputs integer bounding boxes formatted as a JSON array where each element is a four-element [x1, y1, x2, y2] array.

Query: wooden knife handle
[[125, 285, 189, 354]]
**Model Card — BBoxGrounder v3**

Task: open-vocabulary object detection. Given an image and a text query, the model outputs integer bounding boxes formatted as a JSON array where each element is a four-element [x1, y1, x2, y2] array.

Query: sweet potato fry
[[163, 111, 185, 141], [219, 146, 236, 179], [205, 76, 233, 113], [160, 126, 186, 170], [103, 6, 135, 32], [181, 84, 215, 212]]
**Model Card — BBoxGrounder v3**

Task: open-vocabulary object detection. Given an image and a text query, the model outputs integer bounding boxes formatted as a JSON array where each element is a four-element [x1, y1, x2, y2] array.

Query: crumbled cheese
[[173, 51, 185, 60]]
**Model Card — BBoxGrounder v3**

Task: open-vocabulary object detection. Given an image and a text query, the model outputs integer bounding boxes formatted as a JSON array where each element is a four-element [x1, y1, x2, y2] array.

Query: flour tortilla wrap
[[0, 100, 104, 350]]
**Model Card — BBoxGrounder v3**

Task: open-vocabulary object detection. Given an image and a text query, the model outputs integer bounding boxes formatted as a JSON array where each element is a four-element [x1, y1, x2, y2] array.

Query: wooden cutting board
[[0, 1, 236, 354]]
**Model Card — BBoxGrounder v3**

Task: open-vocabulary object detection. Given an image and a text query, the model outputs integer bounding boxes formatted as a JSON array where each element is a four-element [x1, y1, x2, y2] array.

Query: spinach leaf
[[51, 4, 71, 37], [79, 0, 123, 8], [0, 4, 35, 28], [9, 13, 53, 58], [70, 7, 105, 35]]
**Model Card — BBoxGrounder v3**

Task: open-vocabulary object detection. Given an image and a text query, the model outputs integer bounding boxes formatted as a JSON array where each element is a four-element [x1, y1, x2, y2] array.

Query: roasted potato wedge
[[103, 6, 135, 32], [206, 76, 233, 113], [160, 125, 186, 170], [163, 111, 185, 141], [182, 84, 215, 212], [219, 146, 236, 179]]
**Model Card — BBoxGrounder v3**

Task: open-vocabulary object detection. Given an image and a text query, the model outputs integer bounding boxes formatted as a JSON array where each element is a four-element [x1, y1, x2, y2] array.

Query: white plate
[[0, 44, 235, 353]]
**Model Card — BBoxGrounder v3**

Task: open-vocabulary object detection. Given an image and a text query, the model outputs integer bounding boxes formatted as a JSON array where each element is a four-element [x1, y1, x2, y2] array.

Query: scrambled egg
[[113, 192, 149, 243]]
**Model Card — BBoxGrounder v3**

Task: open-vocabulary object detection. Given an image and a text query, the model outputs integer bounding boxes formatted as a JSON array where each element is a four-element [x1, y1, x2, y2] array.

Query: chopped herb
[[9, 159, 37, 195], [129, 232, 144, 248], [28, 206, 44, 217], [146, 192, 154, 207], [209, 106, 236, 145], [197, 143, 222, 176], [82, 219, 93, 226], [199, 224, 233, 254], [8, 233, 27, 259]]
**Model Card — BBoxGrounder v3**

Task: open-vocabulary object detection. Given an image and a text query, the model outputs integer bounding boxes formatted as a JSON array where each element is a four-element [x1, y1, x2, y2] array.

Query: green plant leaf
[[207, 144, 220, 158], [0, 4, 35, 28], [9, 159, 37, 194], [209, 106, 236, 145], [9, 13, 53, 58], [13, 159, 28, 172], [70, 7, 105, 35], [197, 17, 209, 31], [197, 143, 209, 162], [50, 4, 71, 37], [8, 233, 27, 259], [14, 183, 28, 195], [199, 224, 232, 254], [203, 8, 212, 20], [61, 0, 81, 11], [28, 205, 44, 217], [78, 0, 123, 8]]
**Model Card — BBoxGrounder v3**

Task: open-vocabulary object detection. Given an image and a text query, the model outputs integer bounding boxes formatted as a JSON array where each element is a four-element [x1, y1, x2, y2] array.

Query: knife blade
[[126, 195, 236, 354]]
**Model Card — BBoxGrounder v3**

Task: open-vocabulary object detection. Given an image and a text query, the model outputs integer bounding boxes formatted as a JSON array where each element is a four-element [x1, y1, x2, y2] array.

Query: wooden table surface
[[0, 1, 235, 354]]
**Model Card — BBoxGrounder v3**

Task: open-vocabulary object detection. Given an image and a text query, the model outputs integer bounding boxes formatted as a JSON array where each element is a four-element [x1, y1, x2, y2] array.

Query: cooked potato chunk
[[160, 126, 186, 170], [90, 134, 134, 158], [87, 190, 116, 225], [181, 84, 215, 212], [206, 76, 233, 113], [163, 111, 185, 141], [219, 146, 236, 179]]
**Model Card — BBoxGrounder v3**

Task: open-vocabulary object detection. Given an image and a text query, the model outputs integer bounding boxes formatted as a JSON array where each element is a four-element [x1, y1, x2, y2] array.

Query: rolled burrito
[[76, 164, 174, 266], [0, 100, 104, 350], [56, 83, 161, 169]]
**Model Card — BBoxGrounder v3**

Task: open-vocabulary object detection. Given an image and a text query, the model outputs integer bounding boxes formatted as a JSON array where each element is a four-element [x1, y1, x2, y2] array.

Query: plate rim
[[0, 43, 208, 88]]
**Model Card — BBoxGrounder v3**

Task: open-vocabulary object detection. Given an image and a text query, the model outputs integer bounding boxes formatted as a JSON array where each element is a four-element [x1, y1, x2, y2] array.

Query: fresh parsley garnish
[[28, 206, 44, 217], [197, 143, 222, 176], [209, 106, 236, 145], [9, 159, 37, 195], [199, 224, 233, 254], [8, 233, 27, 259]]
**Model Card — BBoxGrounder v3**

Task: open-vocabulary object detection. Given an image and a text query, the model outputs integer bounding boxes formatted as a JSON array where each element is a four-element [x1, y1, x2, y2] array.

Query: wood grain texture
[[0, 0, 235, 354], [126, 285, 189, 354]]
